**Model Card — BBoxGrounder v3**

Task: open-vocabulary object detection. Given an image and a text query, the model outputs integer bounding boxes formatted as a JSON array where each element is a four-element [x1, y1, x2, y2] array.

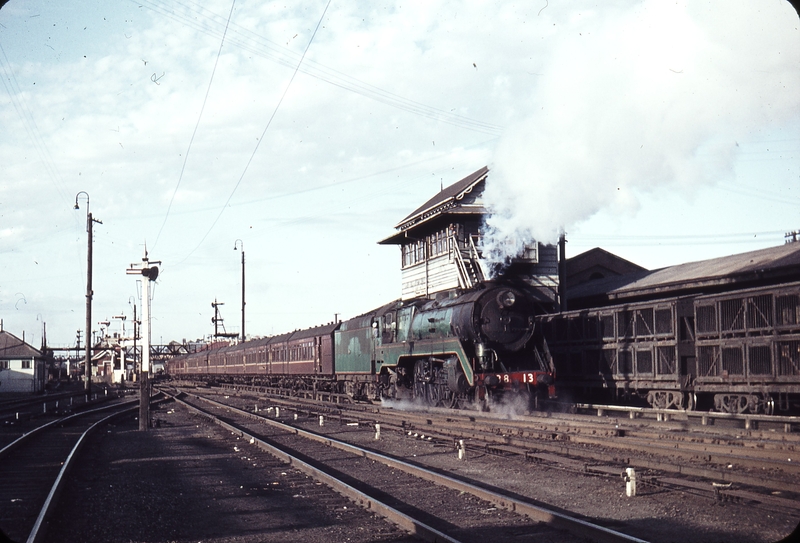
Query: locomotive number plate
[[492, 372, 538, 384]]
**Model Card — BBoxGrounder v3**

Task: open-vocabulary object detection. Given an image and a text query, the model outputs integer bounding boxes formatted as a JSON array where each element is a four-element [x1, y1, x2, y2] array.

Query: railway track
[[199, 384, 800, 513], [0, 398, 138, 543], [565, 401, 800, 434], [168, 387, 650, 543], [0, 386, 119, 427]]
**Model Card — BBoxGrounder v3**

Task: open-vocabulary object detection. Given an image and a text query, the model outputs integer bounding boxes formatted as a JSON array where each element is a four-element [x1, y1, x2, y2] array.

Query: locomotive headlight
[[498, 290, 516, 308]]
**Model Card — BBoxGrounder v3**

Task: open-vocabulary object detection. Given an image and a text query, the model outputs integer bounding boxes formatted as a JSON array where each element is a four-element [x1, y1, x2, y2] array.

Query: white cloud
[[0, 0, 798, 347]]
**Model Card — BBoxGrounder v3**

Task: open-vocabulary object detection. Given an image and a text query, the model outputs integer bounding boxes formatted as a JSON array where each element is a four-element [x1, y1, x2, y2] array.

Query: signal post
[[127, 250, 160, 431]]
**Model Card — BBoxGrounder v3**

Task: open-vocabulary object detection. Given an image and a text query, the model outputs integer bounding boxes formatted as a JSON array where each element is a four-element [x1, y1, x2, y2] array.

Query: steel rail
[[0, 399, 139, 459], [180, 390, 650, 543], [209, 381, 800, 430], [211, 387, 800, 490], [0, 389, 122, 426], [375, 406, 800, 494], [170, 391, 463, 543], [189, 385, 800, 497], [25, 403, 140, 543]]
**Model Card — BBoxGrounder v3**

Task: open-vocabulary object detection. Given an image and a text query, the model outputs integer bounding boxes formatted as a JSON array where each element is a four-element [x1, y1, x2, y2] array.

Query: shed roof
[[0, 330, 41, 359], [567, 242, 800, 306], [565, 247, 647, 287]]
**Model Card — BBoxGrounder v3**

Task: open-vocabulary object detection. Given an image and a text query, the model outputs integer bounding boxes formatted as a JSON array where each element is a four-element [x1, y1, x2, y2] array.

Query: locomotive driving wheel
[[447, 391, 470, 409], [414, 359, 452, 406], [413, 360, 431, 404], [447, 392, 459, 409]]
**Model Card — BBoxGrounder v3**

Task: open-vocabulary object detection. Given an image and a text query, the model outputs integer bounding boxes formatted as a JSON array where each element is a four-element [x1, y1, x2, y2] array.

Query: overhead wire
[[178, 0, 334, 264], [0, 42, 72, 209], [0, 41, 88, 291], [132, 0, 798, 265], [152, 0, 237, 251], [132, 0, 503, 135], [571, 230, 790, 247]]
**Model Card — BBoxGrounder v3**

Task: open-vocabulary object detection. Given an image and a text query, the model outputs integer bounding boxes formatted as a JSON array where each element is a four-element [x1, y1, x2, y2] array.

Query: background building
[[0, 328, 46, 393]]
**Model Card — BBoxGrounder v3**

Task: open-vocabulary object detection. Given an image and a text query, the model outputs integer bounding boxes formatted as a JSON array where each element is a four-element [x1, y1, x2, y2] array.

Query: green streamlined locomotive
[[336, 281, 555, 409], [169, 281, 555, 411]]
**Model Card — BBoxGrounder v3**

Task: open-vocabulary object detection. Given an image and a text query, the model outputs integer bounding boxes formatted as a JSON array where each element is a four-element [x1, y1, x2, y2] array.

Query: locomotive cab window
[[382, 312, 396, 343]]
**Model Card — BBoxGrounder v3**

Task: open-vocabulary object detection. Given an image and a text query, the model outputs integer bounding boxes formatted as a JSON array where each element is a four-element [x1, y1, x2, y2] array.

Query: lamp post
[[234, 239, 245, 342], [74, 191, 102, 397]]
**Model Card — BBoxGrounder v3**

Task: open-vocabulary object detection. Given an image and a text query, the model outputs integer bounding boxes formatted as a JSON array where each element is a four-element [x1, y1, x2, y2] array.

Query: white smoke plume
[[483, 1, 800, 271]]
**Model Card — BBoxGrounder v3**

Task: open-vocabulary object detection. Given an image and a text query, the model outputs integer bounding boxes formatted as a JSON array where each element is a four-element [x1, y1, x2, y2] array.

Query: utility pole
[[127, 249, 159, 431], [75, 191, 101, 398], [234, 240, 245, 341]]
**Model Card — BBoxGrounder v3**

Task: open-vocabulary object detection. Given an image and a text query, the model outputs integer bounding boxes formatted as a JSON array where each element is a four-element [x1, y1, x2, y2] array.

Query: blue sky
[[1, 0, 798, 348]]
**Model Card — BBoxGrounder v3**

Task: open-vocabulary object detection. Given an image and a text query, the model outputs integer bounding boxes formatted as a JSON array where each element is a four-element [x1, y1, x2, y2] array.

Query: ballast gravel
[[38, 398, 800, 543], [292, 412, 800, 543], [41, 403, 418, 543]]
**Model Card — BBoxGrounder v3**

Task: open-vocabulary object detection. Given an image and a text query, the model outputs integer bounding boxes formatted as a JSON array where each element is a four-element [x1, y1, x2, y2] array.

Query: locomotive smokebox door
[[478, 288, 534, 351]]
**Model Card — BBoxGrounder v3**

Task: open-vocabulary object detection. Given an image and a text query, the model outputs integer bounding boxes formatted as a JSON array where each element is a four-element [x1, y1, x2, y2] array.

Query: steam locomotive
[[168, 280, 556, 410]]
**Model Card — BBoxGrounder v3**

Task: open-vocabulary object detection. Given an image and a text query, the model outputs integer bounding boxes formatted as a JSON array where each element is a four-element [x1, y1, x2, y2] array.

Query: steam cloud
[[482, 1, 800, 271]]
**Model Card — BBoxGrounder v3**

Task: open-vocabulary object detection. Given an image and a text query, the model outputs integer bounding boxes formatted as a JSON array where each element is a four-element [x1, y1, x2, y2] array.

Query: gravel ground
[[35, 397, 800, 543], [41, 402, 418, 543], [206, 399, 593, 543], [289, 413, 800, 543]]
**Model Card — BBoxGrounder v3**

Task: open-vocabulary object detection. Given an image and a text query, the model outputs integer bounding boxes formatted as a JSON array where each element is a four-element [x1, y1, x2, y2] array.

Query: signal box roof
[[379, 166, 488, 245]]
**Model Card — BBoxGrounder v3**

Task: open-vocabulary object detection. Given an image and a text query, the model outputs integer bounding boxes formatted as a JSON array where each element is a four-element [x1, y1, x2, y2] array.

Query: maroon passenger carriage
[[191, 324, 339, 391]]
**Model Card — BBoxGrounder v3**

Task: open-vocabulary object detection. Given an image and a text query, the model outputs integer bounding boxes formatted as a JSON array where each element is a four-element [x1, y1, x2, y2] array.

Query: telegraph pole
[[234, 240, 245, 341], [127, 249, 159, 431], [75, 191, 101, 398]]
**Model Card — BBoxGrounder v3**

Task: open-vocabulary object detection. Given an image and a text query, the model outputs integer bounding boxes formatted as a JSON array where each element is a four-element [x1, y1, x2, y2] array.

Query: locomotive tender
[[169, 281, 556, 409]]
